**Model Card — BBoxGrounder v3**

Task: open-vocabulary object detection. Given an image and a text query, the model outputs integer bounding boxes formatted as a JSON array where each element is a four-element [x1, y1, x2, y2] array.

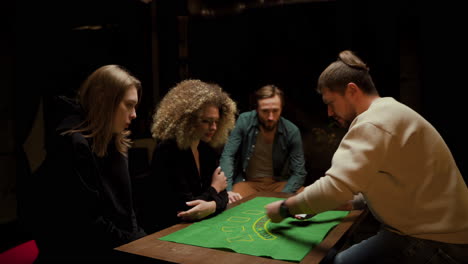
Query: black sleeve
[[160, 143, 200, 211], [136, 141, 182, 232], [33, 133, 143, 251], [71, 137, 143, 247], [194, 188, 228, 214], [192, 143, 228, 214], [138, 140, 228, 231]]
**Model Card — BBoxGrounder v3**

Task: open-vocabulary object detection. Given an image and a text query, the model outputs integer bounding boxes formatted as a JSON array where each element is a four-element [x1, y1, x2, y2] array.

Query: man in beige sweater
[[266, 50, 468, 263]]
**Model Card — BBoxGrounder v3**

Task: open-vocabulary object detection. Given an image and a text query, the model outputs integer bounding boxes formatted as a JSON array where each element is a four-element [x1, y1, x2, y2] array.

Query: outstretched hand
[[177, 200, 216, 221], [265, 196, 308, 222]]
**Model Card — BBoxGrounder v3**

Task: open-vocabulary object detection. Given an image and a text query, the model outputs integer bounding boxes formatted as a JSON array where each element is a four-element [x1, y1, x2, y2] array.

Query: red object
[[0, 240, 38, 264]]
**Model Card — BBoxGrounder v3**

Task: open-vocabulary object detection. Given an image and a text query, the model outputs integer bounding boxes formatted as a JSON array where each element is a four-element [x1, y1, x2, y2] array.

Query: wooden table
[[116, 192, 366, 264]]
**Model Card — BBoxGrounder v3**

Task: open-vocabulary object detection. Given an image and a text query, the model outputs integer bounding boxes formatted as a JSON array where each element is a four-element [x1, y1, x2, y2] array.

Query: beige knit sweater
[[297, 97, 468, 244]]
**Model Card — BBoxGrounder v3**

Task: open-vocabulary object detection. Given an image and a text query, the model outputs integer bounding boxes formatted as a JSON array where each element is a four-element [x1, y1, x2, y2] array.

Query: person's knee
[[332, 251, 346, 264]]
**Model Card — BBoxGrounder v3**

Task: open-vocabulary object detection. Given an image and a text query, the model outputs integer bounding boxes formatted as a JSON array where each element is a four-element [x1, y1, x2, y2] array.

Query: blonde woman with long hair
[[30, 65, 146, 262]]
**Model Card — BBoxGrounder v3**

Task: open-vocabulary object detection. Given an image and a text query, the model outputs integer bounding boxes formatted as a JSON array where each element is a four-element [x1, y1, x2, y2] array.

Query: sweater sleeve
[[296, 122, 392, 214]]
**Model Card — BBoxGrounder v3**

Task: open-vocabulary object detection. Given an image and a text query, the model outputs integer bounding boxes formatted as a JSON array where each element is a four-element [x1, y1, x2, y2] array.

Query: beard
[[336, 118, 351, 129], [260, 120, 277, 131], [334, 111, 356, 129]]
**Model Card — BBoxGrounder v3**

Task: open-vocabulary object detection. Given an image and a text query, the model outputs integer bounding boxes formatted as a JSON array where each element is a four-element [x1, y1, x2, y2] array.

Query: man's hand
[[177, 200, 216, 221], [266, 196, 309, 222], [265, 200, 285, 223], [228, 191, 243, 204], [211, 167, 227, 193]]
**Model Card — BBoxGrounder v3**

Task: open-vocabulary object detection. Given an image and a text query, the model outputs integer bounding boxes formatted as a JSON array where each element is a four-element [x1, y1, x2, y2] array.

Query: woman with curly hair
[[137, 79, 237, 233]]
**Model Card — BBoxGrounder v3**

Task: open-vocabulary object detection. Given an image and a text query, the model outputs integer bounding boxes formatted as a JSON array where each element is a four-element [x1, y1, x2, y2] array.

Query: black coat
[[28, 96, 146, 262], [136, 139, 228, 234]]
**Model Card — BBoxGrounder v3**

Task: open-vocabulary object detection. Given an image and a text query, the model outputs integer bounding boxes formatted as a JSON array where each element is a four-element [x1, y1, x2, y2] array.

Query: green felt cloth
[[159, 197, 349, 262]]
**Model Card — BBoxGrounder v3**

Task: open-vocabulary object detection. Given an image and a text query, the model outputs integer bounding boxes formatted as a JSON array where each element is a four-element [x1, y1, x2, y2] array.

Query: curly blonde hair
[[151, 79, 237, 149]]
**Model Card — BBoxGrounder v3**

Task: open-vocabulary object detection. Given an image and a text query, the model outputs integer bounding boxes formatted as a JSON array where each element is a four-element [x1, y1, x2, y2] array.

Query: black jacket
[[29, 96, 146, 262], [136, 139, 228, 234]]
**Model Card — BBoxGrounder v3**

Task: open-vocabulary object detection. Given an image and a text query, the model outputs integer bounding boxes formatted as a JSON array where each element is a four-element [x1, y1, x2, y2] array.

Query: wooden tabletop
[[115, 192, 366, 264]]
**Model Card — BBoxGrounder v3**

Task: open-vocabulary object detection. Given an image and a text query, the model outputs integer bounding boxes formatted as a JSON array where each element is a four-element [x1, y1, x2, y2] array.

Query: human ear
[[346, 82, 359, 96]]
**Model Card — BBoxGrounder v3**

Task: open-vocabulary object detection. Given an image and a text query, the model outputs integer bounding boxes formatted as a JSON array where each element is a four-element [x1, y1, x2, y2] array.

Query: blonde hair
[[63, 65, 141, 157], [151, 79, 237, 149]]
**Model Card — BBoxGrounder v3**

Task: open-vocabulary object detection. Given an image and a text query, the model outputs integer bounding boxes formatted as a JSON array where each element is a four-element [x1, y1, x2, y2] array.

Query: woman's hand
[[211, 167, 227, 193], [177, 200, 216, 221]]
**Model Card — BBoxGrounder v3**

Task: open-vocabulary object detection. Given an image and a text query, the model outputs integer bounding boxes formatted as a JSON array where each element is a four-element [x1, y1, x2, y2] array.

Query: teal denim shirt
[[220, 110, 307, 193]]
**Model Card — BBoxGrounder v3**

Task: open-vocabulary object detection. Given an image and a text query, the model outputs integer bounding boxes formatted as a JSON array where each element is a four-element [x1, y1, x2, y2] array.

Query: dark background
[[2, 0, 467, 254]]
